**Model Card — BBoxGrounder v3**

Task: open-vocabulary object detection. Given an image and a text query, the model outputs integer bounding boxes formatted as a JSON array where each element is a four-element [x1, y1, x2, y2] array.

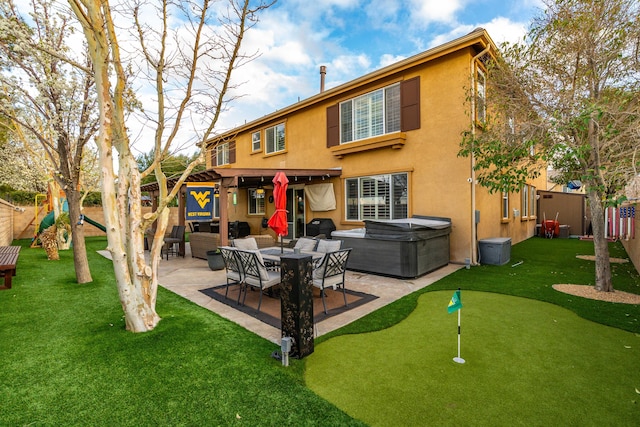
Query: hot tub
[[332, 216, 451, 278]]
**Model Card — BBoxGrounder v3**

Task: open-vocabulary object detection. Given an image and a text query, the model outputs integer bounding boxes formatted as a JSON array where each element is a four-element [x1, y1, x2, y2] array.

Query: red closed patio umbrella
[[267, 171, 289, 252]]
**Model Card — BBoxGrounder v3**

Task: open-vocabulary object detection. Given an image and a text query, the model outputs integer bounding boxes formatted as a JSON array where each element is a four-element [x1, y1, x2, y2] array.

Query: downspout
[[469, 46, 491, 266]]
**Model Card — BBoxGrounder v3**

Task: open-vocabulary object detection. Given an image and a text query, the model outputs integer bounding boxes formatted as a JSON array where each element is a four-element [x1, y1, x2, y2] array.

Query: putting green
[[305, 291, 640, 426]]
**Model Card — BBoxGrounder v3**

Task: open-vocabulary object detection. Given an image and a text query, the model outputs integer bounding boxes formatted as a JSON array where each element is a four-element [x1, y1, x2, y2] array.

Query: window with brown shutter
[[326, 104, 339, 147], [400, 76, 420, 131], [327, 77, 420, 148], [229, 142, 236, 164]]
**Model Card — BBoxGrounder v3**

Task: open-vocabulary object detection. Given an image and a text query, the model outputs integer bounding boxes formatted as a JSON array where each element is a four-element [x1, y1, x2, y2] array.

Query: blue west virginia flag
[[186, 182, 215, 221]]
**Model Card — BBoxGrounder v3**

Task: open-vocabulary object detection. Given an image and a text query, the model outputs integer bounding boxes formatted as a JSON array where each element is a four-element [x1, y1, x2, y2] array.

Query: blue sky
[[215, 0, 543, 137], [11, 0, 544, 155]]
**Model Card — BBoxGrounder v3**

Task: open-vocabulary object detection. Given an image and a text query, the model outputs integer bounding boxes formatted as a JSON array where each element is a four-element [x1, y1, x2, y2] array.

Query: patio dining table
[[258, 247, 324, 265]]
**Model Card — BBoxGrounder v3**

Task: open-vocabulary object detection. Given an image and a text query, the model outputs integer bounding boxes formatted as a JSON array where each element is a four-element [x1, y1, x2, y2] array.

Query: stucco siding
[[205, 30, 548, 265]]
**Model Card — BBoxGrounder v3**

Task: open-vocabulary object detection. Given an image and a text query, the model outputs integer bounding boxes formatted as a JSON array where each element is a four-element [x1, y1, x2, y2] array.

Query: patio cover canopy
[[140, 167, 341, 193], [140, 167, 342, 246]]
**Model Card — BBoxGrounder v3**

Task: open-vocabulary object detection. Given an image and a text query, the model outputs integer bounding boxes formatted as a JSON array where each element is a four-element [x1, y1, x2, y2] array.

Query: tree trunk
[[66, 189, 93, 284], [72, 1, 162, 333], [586, 189, 613, 292]]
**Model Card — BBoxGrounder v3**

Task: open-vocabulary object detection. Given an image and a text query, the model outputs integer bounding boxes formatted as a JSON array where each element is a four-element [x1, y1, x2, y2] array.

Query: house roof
[[205, 27, 497, 146]]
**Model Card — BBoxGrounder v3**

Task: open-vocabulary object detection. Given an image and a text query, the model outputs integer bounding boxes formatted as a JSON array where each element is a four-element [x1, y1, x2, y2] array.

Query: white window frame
[[265, 123, 285, 154], [213, 192, 220, 218], [345, 172, 408, 221], [248, 188, 265, 215], [476, 67, 486, 125], [216, 142, 230, 166], [521, 185, 529, 218], [251, 131, 261, 152], [529, 185, 536, 219], [339, 83, 401, 144], [502, 191, 509, 221]]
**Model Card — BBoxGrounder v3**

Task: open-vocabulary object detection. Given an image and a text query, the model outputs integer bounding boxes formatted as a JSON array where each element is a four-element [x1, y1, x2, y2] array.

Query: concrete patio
[[156, 242, 463, 344]]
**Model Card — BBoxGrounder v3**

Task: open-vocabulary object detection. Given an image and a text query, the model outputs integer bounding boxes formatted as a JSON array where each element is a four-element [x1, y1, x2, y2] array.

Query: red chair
[[543, 220, 559, 239]]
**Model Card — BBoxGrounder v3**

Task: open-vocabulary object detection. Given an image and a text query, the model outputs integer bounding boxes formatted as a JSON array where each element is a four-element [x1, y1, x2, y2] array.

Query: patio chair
[[219, 246, 243, 299], [312, 248, 352, 314], [162, 225, 185, 260], [231, 237, 259, 250], [234, 249, 281, 312]]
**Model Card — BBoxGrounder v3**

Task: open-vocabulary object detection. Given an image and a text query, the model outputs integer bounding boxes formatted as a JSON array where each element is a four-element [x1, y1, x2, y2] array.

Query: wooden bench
[[0, 246, 21, 290]]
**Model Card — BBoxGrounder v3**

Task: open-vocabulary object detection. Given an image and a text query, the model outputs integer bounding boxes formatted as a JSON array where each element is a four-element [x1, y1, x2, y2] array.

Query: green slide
[[82, 215, 106, 232], [38, 200, 106, 233]]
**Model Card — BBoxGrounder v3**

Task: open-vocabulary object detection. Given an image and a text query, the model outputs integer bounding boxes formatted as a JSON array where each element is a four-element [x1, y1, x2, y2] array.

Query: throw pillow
[[294, 237, 317, 252], [316, 239, 341, 253]]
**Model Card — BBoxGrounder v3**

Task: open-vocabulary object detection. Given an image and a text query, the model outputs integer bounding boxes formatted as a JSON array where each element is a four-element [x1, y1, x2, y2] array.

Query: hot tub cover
[[364, 216, 451, 241]]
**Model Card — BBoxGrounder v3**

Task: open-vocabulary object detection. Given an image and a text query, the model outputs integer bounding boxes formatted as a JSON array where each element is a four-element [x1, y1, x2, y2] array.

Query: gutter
[[469, 46, 492, 266]]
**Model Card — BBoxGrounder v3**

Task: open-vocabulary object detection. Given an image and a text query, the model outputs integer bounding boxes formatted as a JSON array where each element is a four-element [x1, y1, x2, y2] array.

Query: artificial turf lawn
[[2, 236, 639, 425], [0, 238, 364, 426], [306, 238, 640, 426], [318, 237, 640, 343], [305, 290, 640, 426]]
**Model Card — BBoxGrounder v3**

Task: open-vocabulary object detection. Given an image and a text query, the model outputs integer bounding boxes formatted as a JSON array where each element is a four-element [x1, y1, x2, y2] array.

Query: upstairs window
[[475, 67, 486, 125], [215, 142, 230, 166], [340, 83, 401, 144], [251, 131, 261, 152], [265, 123, 285, 154]]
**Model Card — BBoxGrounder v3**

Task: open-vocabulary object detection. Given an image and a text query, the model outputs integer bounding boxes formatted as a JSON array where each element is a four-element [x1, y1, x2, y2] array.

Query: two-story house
[[151, 28, 547, 267]]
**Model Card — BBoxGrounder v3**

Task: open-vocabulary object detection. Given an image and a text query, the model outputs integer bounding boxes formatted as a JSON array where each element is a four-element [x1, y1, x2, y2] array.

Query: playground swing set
[[21, 188, 105, 249]]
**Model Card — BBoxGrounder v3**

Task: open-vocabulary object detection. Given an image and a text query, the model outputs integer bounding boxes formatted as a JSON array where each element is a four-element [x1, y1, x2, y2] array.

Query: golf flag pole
[[447, 288, 465, 364]]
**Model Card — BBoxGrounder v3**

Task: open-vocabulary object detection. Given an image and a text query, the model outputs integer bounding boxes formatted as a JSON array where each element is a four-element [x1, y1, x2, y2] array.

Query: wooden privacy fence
[[0, 198, 16, 246]]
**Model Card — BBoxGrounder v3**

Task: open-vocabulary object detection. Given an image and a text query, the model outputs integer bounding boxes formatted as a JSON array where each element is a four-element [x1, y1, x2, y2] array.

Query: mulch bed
[[200, 283, 378, 329], [576, 255, 629, 263]]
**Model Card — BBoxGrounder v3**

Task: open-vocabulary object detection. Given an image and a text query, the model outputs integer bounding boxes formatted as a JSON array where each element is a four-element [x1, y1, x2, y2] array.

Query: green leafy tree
[[137, 149, 206, 186], [460, 0, 640, 292]]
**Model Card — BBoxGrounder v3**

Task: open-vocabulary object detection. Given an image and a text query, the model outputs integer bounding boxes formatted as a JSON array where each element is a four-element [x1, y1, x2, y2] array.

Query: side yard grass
[[0, 237, 363, 426]]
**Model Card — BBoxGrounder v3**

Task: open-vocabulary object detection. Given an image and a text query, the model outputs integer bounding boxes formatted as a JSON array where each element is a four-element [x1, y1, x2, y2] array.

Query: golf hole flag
[[186, 182, 215, 221], [447, 289, 462, 313], [448, 288, 465, 363]]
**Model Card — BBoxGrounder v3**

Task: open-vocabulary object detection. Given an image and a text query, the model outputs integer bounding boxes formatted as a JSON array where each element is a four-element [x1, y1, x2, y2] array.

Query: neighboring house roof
[[206, 27, 497, 146]]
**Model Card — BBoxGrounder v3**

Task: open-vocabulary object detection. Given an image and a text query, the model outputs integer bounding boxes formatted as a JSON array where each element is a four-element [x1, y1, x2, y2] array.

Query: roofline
[[206, 28, 497, 145]]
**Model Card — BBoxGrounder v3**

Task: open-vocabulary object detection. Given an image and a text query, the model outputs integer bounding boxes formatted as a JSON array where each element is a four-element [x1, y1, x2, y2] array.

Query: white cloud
[[327, 54, 372, 80], [425, 16, 528, 51], [483, 16, 528, 45], [426, 25, 475, 49], [409, 0, 465, 26], [378, 53, 407, 68]]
